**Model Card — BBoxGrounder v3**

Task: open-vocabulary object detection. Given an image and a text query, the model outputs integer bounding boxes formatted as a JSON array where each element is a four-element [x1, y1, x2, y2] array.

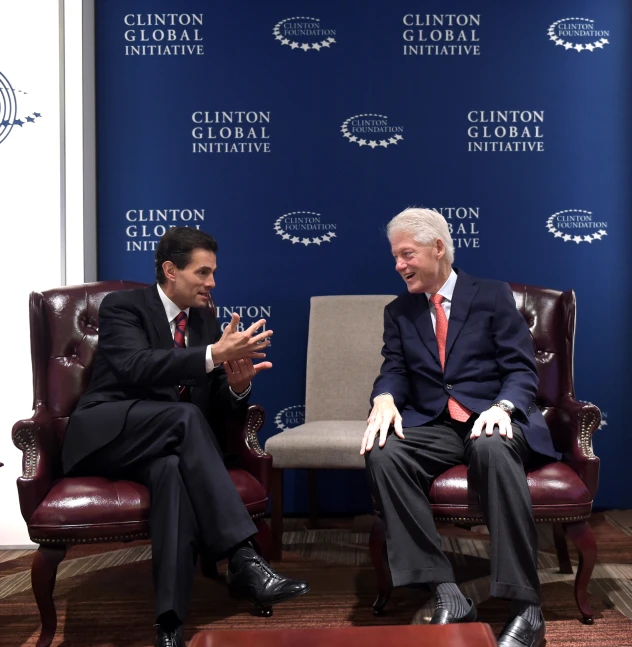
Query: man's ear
[[435, 238, 445, 258], [162, 260, 177, 283]]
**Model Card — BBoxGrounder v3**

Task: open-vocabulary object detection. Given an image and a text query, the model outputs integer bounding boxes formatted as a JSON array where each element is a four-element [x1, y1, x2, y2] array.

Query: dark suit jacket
[[371, 268, 560, 459], [62, 284, 247, 473]]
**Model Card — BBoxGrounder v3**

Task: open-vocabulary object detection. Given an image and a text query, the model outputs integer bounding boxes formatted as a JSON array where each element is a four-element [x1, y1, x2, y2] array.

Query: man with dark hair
[[62, 227, 309, 647], [154, 226, 219, 284]]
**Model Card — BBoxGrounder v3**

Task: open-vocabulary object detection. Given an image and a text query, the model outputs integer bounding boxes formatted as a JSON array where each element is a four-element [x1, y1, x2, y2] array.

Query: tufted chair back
[[509, 283, 599, 460], [29, 281, 146, 474], [510, 283, 575, 408]]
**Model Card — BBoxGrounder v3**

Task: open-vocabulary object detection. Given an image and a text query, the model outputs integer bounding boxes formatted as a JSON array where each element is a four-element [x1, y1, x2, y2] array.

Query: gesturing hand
[[212, 314, 272, 365], [470, 406, 513, 440], [224, 358, 273, 394], [360, 394, 405, 455]]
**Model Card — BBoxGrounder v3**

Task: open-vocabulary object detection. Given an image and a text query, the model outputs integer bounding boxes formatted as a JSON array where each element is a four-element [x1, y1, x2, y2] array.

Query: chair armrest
[[225, 404, 272, 494], [11, 407, 57, 524], [549, 396, 601, 498]]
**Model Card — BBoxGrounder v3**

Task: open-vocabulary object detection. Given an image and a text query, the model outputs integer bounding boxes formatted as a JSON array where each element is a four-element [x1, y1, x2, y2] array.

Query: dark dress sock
[[434, 582, 469, 617]]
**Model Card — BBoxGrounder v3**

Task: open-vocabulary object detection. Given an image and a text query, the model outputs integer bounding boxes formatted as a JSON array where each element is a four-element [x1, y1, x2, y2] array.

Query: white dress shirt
[[157, 284, 250, 399], [425, 269, 458, 333]]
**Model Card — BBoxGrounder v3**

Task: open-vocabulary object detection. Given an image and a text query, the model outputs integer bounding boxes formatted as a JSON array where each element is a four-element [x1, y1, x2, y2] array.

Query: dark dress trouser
[[73, 400, 257, 622], [365, 413, 541, 604]]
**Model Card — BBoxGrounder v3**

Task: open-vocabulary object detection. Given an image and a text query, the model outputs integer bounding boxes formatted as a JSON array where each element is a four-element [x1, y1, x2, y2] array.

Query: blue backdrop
[[95, 0, 631, 511]]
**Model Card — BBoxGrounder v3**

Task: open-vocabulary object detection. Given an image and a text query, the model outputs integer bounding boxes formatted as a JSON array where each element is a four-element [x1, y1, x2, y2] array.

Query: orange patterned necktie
[[429, 294, 472, 422]]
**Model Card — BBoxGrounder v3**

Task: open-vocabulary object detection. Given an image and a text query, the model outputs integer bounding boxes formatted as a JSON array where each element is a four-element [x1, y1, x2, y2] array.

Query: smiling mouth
[[404, 273, 415, 280]]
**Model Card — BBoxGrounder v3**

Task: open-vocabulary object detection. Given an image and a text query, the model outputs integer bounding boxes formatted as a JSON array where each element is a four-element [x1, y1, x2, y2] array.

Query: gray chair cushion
[[265, 421, 367, 469]]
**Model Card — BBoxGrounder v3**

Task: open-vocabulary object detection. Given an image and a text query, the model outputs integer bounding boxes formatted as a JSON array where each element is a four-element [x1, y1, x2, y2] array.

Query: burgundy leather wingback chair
[[369, 283, 601, 624], [12, 281, 273, 647]]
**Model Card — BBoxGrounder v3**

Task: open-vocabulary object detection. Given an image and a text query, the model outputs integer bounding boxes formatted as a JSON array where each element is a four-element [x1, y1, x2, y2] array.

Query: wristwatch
[[492, 400, 515, 417]]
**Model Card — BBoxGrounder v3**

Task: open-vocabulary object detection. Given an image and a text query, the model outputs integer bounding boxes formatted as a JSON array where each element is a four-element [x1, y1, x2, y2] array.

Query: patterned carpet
[[0, 512, 631, 646]]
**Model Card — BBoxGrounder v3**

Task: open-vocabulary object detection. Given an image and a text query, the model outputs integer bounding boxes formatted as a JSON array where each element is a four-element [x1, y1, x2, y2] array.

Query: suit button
[[446, 384, 453, 390]]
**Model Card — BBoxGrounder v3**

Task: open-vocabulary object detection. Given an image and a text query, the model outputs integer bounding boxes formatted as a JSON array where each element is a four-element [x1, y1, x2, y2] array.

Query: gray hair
[[386, 207, 455, 264]]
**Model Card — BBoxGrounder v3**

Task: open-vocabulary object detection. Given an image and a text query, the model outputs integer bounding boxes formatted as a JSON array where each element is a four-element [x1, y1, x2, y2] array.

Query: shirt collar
[[425, 268, 458, 303], [157, 283, 190, 323]]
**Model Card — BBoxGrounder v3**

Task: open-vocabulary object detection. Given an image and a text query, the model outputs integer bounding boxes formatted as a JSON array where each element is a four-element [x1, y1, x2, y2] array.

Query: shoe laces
[[153, 624, 180, 647], [247, 555, 282, 581]]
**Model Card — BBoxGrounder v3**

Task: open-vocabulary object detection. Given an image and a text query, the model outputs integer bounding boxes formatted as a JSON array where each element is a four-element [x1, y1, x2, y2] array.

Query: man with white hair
[[362, 208, 558, 647]]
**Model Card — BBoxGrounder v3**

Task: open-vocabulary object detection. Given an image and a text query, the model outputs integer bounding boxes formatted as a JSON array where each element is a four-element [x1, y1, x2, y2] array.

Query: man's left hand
[[470, 406, 513, 440], [224, 358, 272, 394]]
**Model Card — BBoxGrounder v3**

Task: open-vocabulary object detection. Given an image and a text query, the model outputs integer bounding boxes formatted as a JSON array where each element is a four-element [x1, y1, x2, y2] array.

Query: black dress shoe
[[226, 547, 310, 616], [497, 614, 545, 647], [154, 625, 184, 647], [429, 598, 477, 624]]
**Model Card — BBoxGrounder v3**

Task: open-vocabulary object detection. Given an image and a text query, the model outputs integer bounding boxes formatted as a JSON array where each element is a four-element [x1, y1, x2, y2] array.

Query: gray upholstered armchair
[[265, 295, 395, 559]]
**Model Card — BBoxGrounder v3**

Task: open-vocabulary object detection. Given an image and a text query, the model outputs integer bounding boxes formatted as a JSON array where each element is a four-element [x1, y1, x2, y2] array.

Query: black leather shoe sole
[[230, 583, 311, 617], [429, 598, 478, 625], [497, 615, 545, 647]]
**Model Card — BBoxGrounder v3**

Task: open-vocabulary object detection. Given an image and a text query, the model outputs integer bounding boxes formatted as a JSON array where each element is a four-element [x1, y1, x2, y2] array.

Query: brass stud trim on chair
[[30, 510, 266, 545], [246, 408, 269, 457], [432, 514, 590, 524], [31, 532, 150, 544], [580, 410, 598, 459], [13, 427, 37, 478]]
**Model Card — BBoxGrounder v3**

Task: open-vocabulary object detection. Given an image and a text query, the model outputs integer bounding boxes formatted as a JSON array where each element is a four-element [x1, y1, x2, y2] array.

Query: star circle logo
[[546, 210, 608, 244], [0, 70, 42, 145], [274, 211, 337, 247], [275, 405, 306, 431], [341, 114, 404, 149], [273, 17, 336, 52], [547, 18, 610, 52]]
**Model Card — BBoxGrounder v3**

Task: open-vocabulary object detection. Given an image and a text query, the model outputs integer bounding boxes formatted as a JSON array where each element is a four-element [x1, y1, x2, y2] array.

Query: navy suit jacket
[[371, 269, 560, 459]]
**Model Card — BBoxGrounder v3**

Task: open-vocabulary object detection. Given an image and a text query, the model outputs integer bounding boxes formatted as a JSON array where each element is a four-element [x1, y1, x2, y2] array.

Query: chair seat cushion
[[28, 468, 267, 544], [265, 421, 366, 469], [429, 462, 593, 522]]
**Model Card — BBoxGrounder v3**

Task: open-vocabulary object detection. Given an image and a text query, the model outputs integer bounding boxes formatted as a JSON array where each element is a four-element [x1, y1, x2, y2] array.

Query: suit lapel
[[412, 294, 441, 366], [445, 271, 479, 360], [144, 285, 174, 350]]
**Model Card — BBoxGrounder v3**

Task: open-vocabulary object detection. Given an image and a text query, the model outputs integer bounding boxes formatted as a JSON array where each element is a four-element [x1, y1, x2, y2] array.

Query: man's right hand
[[360, 394, 404, 455], [212, 313, 272, 365]]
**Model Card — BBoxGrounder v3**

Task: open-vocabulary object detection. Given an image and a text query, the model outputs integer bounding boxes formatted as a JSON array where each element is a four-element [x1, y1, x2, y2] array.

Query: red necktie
[[174, 311, 187, 348], [429, 294, 472, 422], [174, 311, 188, 399]]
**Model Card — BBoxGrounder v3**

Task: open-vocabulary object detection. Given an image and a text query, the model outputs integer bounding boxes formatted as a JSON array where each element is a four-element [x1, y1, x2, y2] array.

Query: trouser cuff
[[491, 581, 540, 604], [391, 566, 456, 588]]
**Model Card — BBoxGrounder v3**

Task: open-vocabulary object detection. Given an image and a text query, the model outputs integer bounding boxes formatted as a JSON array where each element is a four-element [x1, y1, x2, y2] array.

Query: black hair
[[155, 227, 218, 284]]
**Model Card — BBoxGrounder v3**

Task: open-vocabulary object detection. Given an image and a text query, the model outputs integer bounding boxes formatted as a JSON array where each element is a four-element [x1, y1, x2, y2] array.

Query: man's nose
[[395, 259, 406, 272]]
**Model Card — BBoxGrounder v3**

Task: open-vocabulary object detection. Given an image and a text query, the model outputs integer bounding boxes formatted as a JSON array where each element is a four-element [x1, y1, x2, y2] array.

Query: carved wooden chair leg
[[564, 520, 598, 624], [369, 518, 392, 615], [553, 523, 573, 574], [31, 544, 67, 647], [270, 468, 284, 561]]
